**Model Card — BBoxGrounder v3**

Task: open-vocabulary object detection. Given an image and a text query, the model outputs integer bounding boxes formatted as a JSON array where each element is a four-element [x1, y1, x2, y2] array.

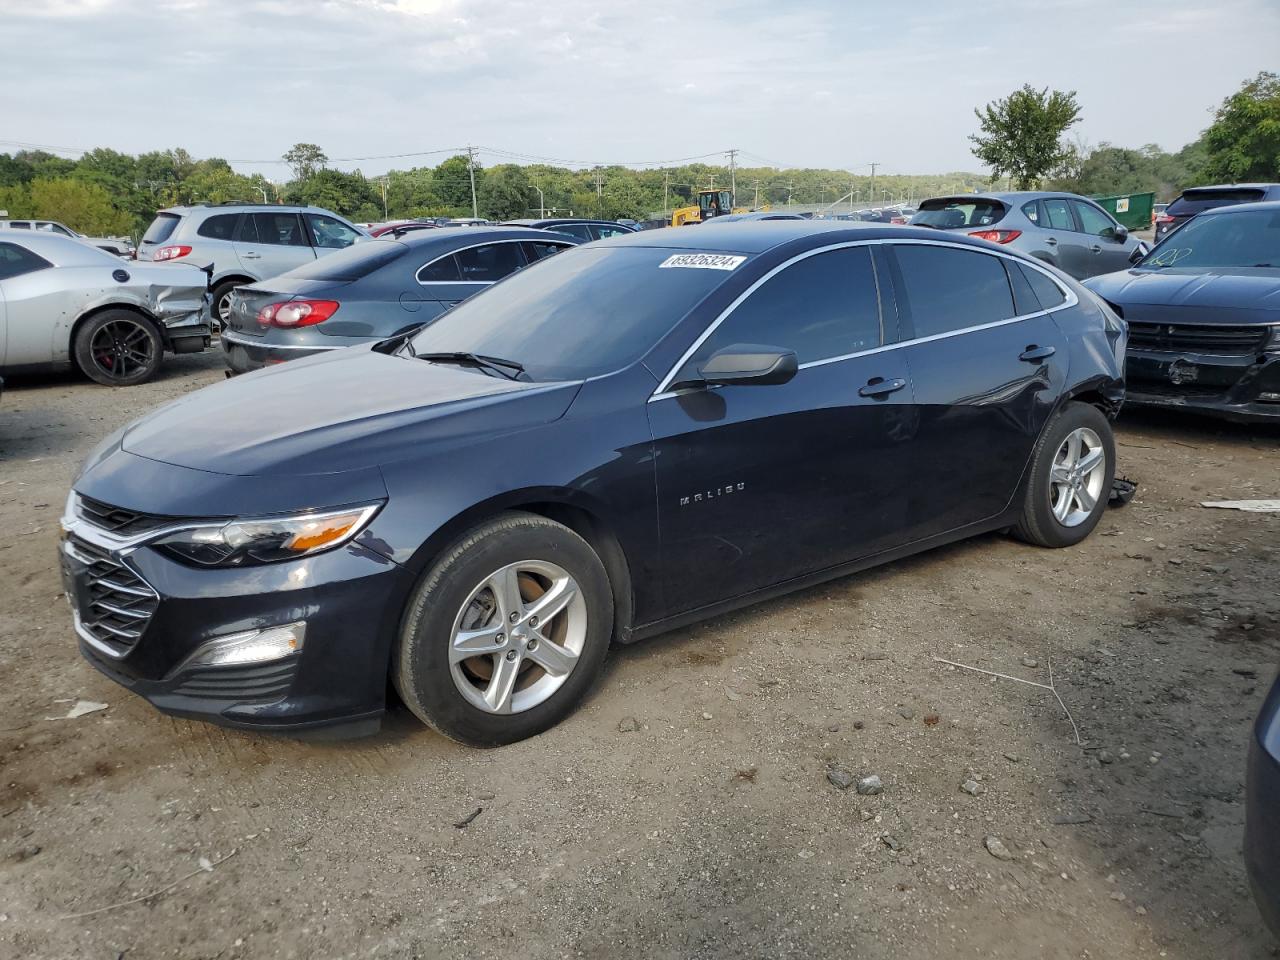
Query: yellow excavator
[[671, 189, 742, 227]]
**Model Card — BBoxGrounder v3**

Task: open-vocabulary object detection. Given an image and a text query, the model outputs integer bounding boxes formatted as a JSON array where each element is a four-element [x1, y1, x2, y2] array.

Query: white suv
[[136, 203, 368, 327]]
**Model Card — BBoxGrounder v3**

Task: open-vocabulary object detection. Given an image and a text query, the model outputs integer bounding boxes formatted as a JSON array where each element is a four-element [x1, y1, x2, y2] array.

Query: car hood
[[1084, 267, 1280, 325], [120, 347, 582, 477]]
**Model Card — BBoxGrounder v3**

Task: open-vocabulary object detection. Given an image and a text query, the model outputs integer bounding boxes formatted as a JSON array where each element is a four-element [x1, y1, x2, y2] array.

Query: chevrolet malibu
[[62, 223, 1125, 746]]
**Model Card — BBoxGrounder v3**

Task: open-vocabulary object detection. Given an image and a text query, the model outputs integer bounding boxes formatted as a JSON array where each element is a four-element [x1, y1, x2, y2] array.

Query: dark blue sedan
[[63, 222, 1125, 745], [1084, 200, 1280, 422], [221, 227, 579, 372], [1248, 670, 1280, 938]]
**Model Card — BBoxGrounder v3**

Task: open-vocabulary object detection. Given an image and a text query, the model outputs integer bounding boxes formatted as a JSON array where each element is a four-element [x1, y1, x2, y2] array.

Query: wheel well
[[517, 502, 636, 643], [1063, 388, 1118, 420], [212, 275, 254, 292], [69, 304, 163, 372]]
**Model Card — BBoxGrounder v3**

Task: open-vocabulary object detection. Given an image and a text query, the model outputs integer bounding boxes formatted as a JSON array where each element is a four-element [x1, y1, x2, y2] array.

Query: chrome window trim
[[649, 237, 1076, 401], [414, 238, 549, 286]]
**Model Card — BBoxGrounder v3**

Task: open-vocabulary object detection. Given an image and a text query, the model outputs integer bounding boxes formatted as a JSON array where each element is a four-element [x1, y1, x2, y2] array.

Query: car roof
[[921, 191, 1093, 204], [1191, 199, 1280, 214], [379, 225, 580, 251], [158, 203, 329, 215], [0, 229, 120, 265], [592, 220, 995, 255], [504, 218, 626, 227], [1180, 183, 1280, 193]]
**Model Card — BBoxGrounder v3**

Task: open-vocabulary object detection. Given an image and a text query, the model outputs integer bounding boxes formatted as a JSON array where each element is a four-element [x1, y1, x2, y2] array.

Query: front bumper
[[61, 507, 406, 738], [221, 330, 339, 373], [1124, 347, 1280, 423], [1246, 676, 1280, 939]]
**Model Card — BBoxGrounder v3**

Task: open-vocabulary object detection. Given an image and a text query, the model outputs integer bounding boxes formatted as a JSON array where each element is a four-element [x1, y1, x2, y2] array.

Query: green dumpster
[[1090, 192, 1155, 231]]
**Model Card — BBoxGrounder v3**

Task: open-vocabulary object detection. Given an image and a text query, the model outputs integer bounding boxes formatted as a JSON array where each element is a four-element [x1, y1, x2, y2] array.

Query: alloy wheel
[[1049, 426, 1107, 527], [90, 318, 156, 381], [448, 560, 586, 715]]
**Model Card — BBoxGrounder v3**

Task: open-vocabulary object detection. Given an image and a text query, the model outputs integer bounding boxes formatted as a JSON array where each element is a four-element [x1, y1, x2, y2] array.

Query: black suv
[[1155, 184, 1280, 241]]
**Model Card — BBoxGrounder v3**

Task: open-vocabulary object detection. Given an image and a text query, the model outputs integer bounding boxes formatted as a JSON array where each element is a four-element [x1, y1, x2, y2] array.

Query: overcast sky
[[2, 0, 1277, 178]]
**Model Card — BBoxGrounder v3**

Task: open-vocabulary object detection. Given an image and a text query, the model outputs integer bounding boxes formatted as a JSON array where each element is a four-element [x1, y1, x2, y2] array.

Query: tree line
[[1, 72, 1273, 238]]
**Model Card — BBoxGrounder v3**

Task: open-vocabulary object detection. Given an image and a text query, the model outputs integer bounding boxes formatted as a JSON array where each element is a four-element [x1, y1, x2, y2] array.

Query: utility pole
[[708, 173, 716, 191], [532, 184, 545, 218], [594, 167, 603, 215], [787, 180, 794, 207], [379, 177, 388, 220], [663, 170, 670, 215], [752, 178, 761, 209], [868, 162, 878, 209], [727, 148, 738, 207], [466, 146, 479, 219]]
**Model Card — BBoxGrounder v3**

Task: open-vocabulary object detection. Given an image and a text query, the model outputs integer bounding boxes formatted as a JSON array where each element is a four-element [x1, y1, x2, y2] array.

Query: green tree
[[970, 85, 1081, 189], [1202, 72, 1280, 182], [24, 177, 131, 235], [283, 142, 327, 181], [14, 150, 76, 180], [284, 168, 379, 218], [477, 164, 531, 219], [433, 154, 482, 211], [0, 154, 34, 187]]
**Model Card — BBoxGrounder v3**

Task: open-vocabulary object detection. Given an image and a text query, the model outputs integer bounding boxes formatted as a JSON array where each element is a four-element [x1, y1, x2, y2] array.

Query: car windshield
[[282, 240, 403, 281], [910, 200, 1006, 229], [408, 246, 744, 381], [1140, 209, 1280, 269], [142, 213, 181, 244]]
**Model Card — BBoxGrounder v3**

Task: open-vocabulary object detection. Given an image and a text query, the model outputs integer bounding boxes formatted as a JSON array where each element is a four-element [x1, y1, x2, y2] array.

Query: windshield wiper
[[415, 351, 526, 380]]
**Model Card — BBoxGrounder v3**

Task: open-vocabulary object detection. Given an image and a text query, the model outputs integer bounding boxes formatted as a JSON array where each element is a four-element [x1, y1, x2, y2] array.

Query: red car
[[368, 221, 438, 239]]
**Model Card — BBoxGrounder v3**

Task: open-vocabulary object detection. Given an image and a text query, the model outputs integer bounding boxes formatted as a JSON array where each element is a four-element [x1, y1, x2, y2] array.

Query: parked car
[[446, 217, 490, 227], [1154, 184, 1280, 242], [136, 203, 369, 329], [63, 222, 1124, 745], [1, 218, 134, 258], [502, 218, 637, 241], [1247, 668, 1280, 939], [698, 212, 805, 224], [221, 227, 579, 372], [1084, 200, 1280, 422], [0, 232, 210, 386], [911, 192, 1149, 280], [368, 221, 438, 238]]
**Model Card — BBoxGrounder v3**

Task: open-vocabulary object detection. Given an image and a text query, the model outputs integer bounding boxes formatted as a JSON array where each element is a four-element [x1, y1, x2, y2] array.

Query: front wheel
[[394, 512, 614, 746], [1013, 401, 1115, 548], [73, 310, 162, 386]]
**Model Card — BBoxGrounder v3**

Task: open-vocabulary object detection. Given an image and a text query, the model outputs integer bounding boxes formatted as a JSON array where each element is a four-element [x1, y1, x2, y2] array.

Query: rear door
[[883, 242, 1067, 540], [648, 244, 919, 615], [233, 212, 316, 279], [1039, 197, 1091, 278]]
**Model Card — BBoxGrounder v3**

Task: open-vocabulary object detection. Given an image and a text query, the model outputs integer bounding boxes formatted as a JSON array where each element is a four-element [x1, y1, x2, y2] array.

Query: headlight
[[155, 503, 381, 567]]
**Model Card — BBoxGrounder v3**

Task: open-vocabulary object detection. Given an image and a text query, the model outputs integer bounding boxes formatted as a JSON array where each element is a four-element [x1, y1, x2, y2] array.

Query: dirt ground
[[1, 351, 1277, 960]]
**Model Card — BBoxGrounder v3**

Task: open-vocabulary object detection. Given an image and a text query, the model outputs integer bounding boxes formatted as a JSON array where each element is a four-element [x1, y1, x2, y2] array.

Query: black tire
[[394, 512, 614, 747], [1013, 401, 1115, 548], [210, 280, 243, 331], [73, 309, 163, 386]]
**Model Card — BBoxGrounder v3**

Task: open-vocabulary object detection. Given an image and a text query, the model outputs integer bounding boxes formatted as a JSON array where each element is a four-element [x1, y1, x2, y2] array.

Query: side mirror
[[1113, 224, 1129, 243], [1128, 243, 1149, 265], [697, 344, 798, 387]]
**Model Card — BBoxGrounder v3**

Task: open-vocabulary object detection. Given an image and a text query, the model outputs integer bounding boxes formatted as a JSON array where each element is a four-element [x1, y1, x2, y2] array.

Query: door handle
[[858, 377, 907, 398], [1019, 345, 1056, 362], [1090, 244, 1102, 254], [242, 251, 262, 259], [1044, 237, 1057, 246]]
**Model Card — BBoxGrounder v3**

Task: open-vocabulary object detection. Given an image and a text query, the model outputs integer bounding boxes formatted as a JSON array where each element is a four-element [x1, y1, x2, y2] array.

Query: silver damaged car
[[0, 231, 211, 386]]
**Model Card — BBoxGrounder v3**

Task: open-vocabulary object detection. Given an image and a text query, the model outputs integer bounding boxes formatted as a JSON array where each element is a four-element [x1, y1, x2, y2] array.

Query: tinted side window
[[249, 212, 307, 247], [0, 242, 53, 280], [1043, 199, 1075, 231], [197, 214, 240, 240], [1018, 263, 1067, 309], [307, 214, 360, 249], [455, 242, 525, 282], [891, 245, 1015, 338], [417, 254, 461, 283], [524, 241, 570, 261], [593, 225, 631, 239], [7, 221, 31, 229], [680, 247, 881, 375], [551, 224, 592, 241], [1072, 201, 1116, 238]]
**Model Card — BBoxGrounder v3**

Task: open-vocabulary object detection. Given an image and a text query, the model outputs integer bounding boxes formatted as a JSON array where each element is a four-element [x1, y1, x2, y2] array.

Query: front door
[[648, 245, 919, 617], [1039, 197, 1091, 279], [1071, 199, 1136, 276], [233, 212, 316, 279], [882, 242, 1067, 541]]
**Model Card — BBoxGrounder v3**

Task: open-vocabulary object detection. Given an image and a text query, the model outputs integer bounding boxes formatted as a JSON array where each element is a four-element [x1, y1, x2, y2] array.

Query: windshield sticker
[[659, 253, 746, 271]]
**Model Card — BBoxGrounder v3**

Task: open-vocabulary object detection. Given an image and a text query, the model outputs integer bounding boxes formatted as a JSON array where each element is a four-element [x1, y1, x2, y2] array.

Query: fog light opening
[[180, 622, 306, 671]]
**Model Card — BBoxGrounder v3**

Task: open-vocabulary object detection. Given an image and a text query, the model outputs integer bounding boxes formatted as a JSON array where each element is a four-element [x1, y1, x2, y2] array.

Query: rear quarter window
[[142, 213, 181, 245], [1018, 263, 1067, 310], [0, 242, 53, 280]]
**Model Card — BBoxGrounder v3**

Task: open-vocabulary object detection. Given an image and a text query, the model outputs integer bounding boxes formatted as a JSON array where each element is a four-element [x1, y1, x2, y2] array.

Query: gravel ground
[[1, 351, 1278, 959]]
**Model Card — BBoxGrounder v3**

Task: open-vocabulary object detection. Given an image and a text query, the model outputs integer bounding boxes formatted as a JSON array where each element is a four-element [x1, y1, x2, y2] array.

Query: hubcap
[[448, 560, 586, 715], [1049, 426, 1107, 527], [90, 319, 154, 379]]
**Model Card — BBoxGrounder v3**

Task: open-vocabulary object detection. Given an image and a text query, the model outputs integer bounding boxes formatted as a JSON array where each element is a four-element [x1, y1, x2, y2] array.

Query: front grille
[[76, 495, 176, 537], [1127, 321, 1270, 355], [67, 535, 158, 655]]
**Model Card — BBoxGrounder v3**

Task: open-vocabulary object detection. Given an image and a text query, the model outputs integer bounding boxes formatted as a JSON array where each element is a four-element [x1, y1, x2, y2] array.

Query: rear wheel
[[394, 512, 613, 746], [210, 280, 243, 331], [73, 310, 162, 386], [1013, 401, 1115, 548]]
